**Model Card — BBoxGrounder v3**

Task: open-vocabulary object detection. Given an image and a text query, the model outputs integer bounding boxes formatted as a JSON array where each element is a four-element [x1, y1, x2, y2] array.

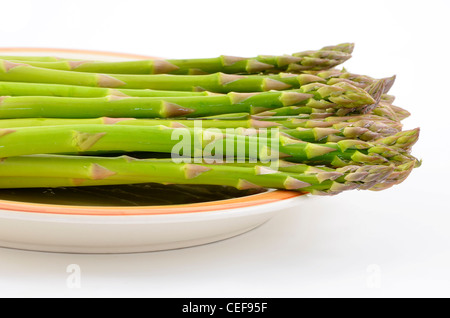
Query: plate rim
[[0, 47, 305, 217], [0, 191, 305, 216]]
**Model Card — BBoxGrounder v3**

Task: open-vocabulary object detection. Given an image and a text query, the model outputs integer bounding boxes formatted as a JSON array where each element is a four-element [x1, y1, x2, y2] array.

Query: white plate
[[0, 191, 307, 254], [0, 48, 308, 254]]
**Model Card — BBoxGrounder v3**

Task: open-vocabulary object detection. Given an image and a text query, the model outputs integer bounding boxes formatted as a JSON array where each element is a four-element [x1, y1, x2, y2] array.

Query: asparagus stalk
[[0, 154, 400, 196], [0, 83, 376, 119], [255, 105, 333, 117], [0, 60, 371, 93], [178, 157, 418, 193], [215, 114, 402, 142], [257, 97, 408, 124], [0, 124, 419, 167], [0, 113, 400, 143], [258, 98, 403, 120], [195, 113, 251, 120], [276, 114, 403, 130], [0, 81, 217, 98], [0, 43, 353, 75], [274, 121, 399, 143], [0, 117, 279, 129], [214, 126, 393, 143], [0, 72, 384, 100]]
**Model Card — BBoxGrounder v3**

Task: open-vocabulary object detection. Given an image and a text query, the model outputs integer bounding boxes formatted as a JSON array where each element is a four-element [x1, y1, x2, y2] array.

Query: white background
[[0, 0, 448, 298]]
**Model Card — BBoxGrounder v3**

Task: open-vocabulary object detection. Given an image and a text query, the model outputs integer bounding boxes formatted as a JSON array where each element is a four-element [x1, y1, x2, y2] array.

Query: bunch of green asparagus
[[0, 43, 420, 196]]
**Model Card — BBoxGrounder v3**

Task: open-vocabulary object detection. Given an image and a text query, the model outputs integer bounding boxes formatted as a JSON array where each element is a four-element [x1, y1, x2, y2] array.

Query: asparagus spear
[[254, 115, 403, 142], [0, 112, 400, 143], [0, 117, 280, 129], [171, 156, 418, 193], [0, 77, 387, 100], [276, 114, 403, 131], [0, 72, 382, 100], [0, 60, 370, 93], [210, 114, 402, 142], [195, 112, 252, 120], [0, 124, 419, 167], [0, 60, 280, 92], [0, 43, 353, 75], [260, 97, 403, 120], [274, 121, 399, 143], [213, 126, 394, 143], [0, 81, 217, 98], [0, 83, 376, 119], [0, 154, 400, 196]]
